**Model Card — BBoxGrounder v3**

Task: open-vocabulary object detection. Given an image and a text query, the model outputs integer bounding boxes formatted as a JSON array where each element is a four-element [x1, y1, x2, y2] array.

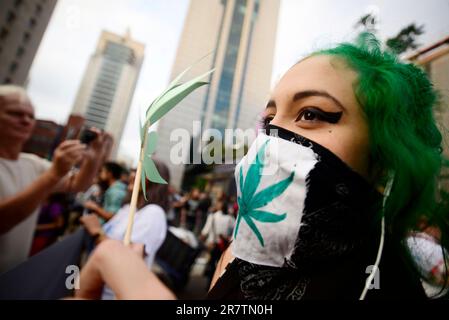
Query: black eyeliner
[[297, 107, 343, 124]]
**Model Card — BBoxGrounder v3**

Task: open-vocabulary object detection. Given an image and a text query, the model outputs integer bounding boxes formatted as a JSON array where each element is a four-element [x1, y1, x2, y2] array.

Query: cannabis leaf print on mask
[[234, 139, 295, 247]]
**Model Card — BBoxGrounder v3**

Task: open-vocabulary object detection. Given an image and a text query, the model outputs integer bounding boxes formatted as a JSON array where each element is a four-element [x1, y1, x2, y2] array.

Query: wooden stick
[[123, 151, 143, 246]]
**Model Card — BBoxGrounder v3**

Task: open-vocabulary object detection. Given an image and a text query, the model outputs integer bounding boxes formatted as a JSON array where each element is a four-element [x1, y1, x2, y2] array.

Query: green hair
[[316, 33, 449, 293]]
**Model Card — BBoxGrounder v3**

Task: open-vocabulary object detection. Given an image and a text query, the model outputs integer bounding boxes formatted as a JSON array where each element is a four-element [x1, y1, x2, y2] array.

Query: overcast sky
[[27, 0, 449, 165]]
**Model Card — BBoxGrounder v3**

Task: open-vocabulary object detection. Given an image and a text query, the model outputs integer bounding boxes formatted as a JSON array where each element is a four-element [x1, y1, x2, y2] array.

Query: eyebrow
[[266, 90, 346, 111]]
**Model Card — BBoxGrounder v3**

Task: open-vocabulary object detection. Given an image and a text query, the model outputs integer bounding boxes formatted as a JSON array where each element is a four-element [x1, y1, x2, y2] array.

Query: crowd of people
[[0, 84, 238, 297], [1, 33, 449, 300]]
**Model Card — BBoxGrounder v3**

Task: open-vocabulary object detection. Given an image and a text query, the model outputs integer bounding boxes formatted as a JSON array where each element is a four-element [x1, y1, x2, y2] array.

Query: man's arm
[[0, 170, 62, 234], [84, 201, 115, 221], [0, 140, 88, 234]]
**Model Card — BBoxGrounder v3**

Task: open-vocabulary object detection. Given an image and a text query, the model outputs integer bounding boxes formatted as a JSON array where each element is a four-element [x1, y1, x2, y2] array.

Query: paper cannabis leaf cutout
[[124, 56, 214, 245], [139, 62, 214, 200], [234, 140, 295, 247]]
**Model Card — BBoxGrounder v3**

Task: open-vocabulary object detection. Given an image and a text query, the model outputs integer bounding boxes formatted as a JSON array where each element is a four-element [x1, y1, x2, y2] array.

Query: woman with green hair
[[76, 33, 449, 300]]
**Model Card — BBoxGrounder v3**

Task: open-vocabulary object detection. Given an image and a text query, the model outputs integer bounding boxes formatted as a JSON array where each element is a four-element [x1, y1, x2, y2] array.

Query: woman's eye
[[296, 107, 343, 124], [297, 109, 319, 122], [302, 110, 317, 121]]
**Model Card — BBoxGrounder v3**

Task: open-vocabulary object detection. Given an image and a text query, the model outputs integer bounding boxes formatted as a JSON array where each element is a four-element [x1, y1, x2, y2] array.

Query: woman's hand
[[83, 201, 100, 213], [80, 214, 102, 236], [75, 240, 176, 300]]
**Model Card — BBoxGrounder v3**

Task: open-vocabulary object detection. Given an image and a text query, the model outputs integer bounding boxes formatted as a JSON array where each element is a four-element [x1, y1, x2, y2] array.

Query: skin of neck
[[108, 177, 117, 187], [0, 139, 25, 160]]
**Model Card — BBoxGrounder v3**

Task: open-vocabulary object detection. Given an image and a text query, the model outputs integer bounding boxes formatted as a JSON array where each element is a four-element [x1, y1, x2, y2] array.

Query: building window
[[16, 46, 25, 58], [0, 27, 9, 40], [212, 0, 247, 132], [35, 4, 43, 15], [9, 62, 19, 73], [6, 11, 17, 24], [29, 18, 37, 28], [23, 32, 31, 43]]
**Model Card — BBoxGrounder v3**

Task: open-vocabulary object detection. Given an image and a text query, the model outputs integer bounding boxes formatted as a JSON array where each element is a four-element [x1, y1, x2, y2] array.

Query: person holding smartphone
[[0, 85, 106, 274]]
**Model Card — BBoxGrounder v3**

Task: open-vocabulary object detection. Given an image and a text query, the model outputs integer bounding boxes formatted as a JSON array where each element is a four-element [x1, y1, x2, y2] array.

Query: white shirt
[[0, 153, 51, 274], [101, 203, 167, 299], [201, 210, 235, 246], [406, 233, 449, 298]]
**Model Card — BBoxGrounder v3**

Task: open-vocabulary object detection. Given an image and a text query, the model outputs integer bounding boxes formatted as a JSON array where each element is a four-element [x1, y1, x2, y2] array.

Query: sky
[[27, 0, 449, 165]]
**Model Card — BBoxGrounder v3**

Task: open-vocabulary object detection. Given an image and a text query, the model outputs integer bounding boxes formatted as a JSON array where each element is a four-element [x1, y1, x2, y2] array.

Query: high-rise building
[[156, 0, 280, 188], [71, 30, 144, 158], [0, 0, 58, 85]]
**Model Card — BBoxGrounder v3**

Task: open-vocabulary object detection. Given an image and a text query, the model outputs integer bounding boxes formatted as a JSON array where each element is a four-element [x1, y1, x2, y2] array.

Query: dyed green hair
[[317, 33, 449, 291]]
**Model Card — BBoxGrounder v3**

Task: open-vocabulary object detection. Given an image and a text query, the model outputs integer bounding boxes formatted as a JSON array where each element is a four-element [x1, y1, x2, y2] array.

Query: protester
[[76, 175, 106, 214], [80, 159, 170, 299], [83, 162, 127, 223], [195, 191, 212, 233], [185, 188, 200, 232], [29, 193, 66, 256], [200, 200, 235, 286], [167, 185, 182, 226], [0, 85, 105, 274]]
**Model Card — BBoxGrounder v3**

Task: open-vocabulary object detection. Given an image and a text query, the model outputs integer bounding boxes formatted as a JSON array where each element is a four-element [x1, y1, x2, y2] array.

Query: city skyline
[[25, 0, 449, 165]]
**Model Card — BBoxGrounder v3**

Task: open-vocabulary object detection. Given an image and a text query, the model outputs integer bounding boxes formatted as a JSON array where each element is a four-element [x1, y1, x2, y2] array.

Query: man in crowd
[[0, 85, 107, 274], [84, 162, 127, 222]]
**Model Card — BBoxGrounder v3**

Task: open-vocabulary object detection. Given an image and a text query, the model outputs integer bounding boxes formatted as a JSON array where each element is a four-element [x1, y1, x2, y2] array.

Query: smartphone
[[79, 129, 98, 145]]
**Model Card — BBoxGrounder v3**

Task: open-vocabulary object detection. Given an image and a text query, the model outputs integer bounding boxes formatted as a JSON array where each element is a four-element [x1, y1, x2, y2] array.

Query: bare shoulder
[[209, 246, 235, 290]]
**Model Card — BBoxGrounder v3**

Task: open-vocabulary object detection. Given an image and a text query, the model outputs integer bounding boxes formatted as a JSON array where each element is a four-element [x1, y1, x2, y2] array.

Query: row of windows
[[89, 104, 111, 115], [3, 9, 39, 30], [99, 68, 121, 82], [95, 81, 116, 92], [102, 60, 122, 74], [85, 112, 107, 125], [0, 1, 46, 82], [104, 41, 136, 64], [0, 0, 51, 83], [86, 108, 110, 120], [89, 98, 112, 110], [97, 76, 119, 88], [91, 91, 113, 103], [92, 87, 115, 99], [82, 46, 128, 125], [212, 0, 247, 131]]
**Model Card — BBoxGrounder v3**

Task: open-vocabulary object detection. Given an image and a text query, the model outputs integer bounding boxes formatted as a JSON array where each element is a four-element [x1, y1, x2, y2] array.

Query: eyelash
[[259, 114, 274, 129], [296, 107, 343, 124], [259, 107, 343, 129]]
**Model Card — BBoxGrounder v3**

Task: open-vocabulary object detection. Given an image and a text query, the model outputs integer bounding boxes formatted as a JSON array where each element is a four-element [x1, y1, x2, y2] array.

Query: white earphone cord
[[359, 173, 395, 300]]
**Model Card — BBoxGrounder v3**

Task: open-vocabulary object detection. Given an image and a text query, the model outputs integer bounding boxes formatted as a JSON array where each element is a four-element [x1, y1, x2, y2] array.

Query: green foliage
[[354, 13, 425, 54], [386, 24, 425, 54]]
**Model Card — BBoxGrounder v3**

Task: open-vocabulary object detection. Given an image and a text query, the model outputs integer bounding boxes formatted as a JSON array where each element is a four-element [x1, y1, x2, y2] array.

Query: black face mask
[[231, 124, 383, 300]]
